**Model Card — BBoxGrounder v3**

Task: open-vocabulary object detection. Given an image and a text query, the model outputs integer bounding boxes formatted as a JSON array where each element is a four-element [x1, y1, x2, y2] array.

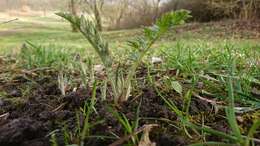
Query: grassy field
[[0, 13, 260, 146], [1, 14, 260, 54]]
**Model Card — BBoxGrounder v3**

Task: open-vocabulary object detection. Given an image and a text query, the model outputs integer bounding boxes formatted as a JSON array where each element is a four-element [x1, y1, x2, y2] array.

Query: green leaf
[[246, 119, 260, 145], [156, 9, 191, 33], [127, 37, 147, 51], [189, 142, 236, 146], [171, 81, 182, 95], [144, 25, 159, 40], [57, 10, 190, 104], [56, 12, 112, 68]]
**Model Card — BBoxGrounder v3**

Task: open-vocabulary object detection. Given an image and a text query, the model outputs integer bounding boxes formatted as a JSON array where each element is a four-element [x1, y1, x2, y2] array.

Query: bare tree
[[152, 0, 161, 21], [21, 0, 27, 6], [104, 0, 163, 29], [69, 0, 78, 32], [115, 0, 129, 28], [128, 0, 156, 25], [3, 0, 10, 11], [42, 0, 48, 17], [21, 0, 28, 11], [83, 0, 104, 31], [240, 0, 258, 20]]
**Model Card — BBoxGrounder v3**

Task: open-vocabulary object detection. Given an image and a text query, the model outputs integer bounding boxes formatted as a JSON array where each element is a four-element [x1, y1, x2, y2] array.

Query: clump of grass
[[52, 81, 108, 146], [108, 98, 142, 145], [56, 10, 191, 104], [161, 41, 260, 107], [19, 41, 73, 69], [149, 46, 260, 145]]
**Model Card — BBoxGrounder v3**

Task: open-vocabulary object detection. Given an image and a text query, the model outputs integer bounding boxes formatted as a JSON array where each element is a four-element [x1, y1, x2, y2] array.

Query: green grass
[[1, 14, 260, 146], [0, 15, 139, 55], [1, 15, 259, 56], [2, 15, 259, 104], [1, 14, 259, 106], [147, 42, 260, 145]]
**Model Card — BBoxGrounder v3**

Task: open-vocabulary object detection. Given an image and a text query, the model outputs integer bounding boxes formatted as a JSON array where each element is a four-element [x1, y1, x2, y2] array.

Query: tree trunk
[[153, 0, 161, 21], [115, 0, 128, 28], [5, 0, 10, 13], [21, 0, 28, 12], [94, 0, 103, 31], [115, 12, 123, 28], [70, 0, 78, 32]]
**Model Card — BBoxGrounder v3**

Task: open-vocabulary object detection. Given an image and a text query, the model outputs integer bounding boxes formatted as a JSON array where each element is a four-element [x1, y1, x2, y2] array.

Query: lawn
[[1, 14, 259, 55]]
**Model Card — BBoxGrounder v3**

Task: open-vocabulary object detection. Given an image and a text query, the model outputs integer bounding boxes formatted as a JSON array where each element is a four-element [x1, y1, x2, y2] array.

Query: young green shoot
[[56, 10, 191, 104]]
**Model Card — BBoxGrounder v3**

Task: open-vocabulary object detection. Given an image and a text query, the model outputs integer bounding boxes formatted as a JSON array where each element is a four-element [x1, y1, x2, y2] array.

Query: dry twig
[[109, 124, 158, 146], [0, 18, 18, 25]]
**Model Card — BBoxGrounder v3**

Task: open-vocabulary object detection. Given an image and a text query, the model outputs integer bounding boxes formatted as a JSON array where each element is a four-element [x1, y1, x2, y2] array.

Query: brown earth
[[0, 57, 259, 146]]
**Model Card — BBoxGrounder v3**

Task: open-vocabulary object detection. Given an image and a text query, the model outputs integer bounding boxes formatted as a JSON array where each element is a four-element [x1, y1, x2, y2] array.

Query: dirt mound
[[0, 118, 46, 146], [0, 69, 193, 146], [0, 64, 259, 146]]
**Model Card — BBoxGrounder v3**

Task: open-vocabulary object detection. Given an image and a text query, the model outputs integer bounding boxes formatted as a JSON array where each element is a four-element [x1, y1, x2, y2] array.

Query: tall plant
[[56, 10, 190, 104]]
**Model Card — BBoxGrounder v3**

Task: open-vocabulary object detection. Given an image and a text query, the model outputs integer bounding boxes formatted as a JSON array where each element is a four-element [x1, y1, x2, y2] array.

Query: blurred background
[[0, 0, 260, 30], [0, 0, 259, 55]]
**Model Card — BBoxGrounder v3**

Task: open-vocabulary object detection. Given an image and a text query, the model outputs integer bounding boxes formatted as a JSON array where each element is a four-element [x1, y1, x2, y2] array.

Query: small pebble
[[0, 98, 4, 106], [151, 57, 162, 64], [237, 116, 244, 123], [0, 58, 3, 64], [8, 89, 22, 97], [94, 64, 104, 73], [252, 88, 260, 97], [197, 82, 204, 89]]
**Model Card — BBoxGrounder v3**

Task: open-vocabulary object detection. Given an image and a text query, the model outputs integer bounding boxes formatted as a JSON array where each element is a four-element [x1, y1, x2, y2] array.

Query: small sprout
[[171, 81, 183, 95], [138, 125, 157, 146], [57, 10, 191, 104]]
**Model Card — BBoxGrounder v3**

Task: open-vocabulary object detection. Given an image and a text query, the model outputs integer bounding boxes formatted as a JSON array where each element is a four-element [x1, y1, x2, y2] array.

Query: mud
[[0, 60, 259, 146]]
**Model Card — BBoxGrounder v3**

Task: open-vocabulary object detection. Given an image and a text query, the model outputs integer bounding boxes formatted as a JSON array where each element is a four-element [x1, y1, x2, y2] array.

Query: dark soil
[[0, 59, 259, 146]]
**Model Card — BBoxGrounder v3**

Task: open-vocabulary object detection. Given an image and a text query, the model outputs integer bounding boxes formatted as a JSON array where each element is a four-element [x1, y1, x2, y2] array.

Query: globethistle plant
[[56, 10, 191, 104]]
